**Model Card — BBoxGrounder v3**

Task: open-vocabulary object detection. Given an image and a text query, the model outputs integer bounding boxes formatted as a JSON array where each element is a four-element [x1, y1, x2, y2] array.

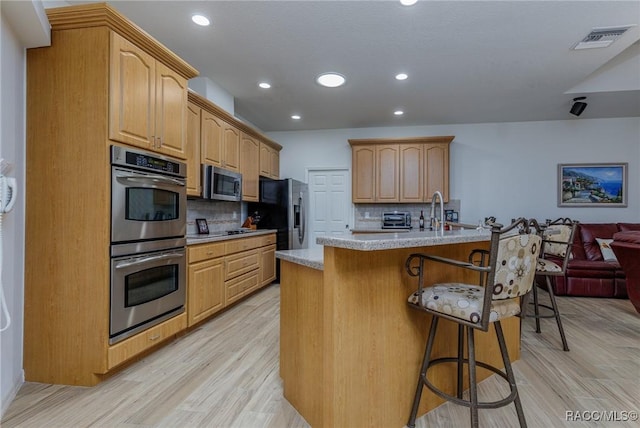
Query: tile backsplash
[[354, 199, 461, 229], [186, 199, 246, 235]]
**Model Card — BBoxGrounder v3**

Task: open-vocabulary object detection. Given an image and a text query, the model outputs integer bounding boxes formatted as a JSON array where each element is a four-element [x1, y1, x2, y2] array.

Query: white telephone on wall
[[0, 174, 17, 213], [0, 159, 16, 332]]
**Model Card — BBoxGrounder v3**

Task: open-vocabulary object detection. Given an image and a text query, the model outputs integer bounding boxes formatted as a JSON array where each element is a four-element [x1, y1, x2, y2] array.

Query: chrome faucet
[[429, 190, 445, 234]]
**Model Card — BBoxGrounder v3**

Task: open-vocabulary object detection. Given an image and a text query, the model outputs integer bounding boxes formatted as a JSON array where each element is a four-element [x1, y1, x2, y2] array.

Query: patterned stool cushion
[[408, 284, 522, 324], [536, 258, 562, 273]]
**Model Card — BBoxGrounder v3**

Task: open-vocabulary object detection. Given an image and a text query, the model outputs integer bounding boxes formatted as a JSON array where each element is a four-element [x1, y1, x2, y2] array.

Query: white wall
[[0, 12, 26, 418], [269, 117, 640, 225]]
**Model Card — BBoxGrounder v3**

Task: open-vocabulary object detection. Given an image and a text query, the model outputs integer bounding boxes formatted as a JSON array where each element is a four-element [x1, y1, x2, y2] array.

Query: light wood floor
[[3, 284, 639, 428]]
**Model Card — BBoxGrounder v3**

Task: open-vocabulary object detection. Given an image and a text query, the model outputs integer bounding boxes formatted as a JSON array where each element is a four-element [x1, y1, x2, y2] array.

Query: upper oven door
[[111, 166, 186, 243]]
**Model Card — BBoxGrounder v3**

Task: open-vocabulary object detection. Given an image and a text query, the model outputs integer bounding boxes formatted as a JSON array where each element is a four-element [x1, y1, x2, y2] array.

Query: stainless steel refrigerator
[[248, 178, 308, 278]]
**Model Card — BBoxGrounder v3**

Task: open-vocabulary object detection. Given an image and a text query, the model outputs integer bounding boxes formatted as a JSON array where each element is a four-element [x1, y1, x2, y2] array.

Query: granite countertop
[[186, 229, 277, 245], [317, 228, 491, 251], [276, 248, 324, 271]]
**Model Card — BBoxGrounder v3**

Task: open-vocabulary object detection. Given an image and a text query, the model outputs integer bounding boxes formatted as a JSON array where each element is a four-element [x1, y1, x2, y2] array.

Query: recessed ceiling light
[[394, 110, 404, 116], [316, 72, 346, 88], [395, 73, 408, 81], [191, 14, 210, 26], [400, 0, 418, 6], [258, 82, 271, 89], [291, 115, 301, 120]]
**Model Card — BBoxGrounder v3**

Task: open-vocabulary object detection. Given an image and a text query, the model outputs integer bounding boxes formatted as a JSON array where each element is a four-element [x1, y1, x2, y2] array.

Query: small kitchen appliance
[[382, 211, 412, 229]]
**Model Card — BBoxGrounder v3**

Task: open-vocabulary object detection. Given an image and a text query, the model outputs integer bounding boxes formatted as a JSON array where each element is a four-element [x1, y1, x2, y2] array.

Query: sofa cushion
[[617, 223, 640, 232], [613, 230, 640, 244], [577, 223, 619, 261], [567, 259, 618, 274]]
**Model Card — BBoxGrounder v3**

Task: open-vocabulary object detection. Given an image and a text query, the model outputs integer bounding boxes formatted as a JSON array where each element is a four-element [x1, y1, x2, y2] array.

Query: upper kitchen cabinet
[[349, 136, 453, 203], [109, 32, 190, 159], [259, 140, 281, 179], [25, 3, 198, 386], [240, 132, 260, 202], [189, 90, 282, 193], [186, 100, 202, 196]]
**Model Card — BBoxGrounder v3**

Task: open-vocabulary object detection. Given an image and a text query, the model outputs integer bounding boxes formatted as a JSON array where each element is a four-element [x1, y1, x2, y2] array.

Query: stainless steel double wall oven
[[110, 146, 187, 344]]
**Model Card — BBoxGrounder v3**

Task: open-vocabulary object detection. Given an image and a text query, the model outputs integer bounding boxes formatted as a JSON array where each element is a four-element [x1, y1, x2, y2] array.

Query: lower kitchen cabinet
[[186, 233, 276, 327], [188, 258, 225, 326]]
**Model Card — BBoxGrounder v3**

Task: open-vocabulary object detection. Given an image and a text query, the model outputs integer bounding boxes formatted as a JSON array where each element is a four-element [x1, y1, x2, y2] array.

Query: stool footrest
[[422, 357, 518, 410], [526, 302, 557, 319]]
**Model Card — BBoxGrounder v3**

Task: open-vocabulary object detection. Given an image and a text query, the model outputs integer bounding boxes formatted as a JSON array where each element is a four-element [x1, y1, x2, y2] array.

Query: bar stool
[[405, 218, 542, 428], [528, 218, 578, 351]]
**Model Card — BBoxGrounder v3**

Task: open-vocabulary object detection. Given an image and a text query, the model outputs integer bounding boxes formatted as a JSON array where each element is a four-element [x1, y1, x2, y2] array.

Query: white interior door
[[307, 169, 351, 249]]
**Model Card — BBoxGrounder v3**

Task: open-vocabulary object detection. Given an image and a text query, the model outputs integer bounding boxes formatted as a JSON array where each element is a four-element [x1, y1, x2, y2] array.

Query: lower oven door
[[110, 246, 186, 344]]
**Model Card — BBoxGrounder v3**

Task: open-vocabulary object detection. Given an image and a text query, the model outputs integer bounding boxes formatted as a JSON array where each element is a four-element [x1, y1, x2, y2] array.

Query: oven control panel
[[111, 145, 186, 178]]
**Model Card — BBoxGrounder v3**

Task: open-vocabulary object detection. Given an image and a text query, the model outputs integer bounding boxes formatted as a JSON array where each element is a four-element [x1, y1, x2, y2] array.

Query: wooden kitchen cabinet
[[223, 124, 241, 171], [201, 110, 224, 166], [376, 145, 400, 202], [186, 233, 276, 326], [187, 257, 225, 327], [186, 101, 201, 196], [400, 144, 423, 202], [352, 145, 376, 202], [109, 32, 188, 159], [349, 136, 453, 203], [240, 133, 260, 201], [25, 3, 198, 386], [260, 244, 277, 286], [424, 143, 450, 203], [259, 141, 281, 179]]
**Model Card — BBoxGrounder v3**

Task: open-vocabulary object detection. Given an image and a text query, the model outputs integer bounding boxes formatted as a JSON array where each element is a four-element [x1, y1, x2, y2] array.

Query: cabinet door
[[376, 145, 400, 202], [201, 110, 223, 166], [223, 124, 240, 171], [400, 144, 423, 202], [259, 142, 272, 177], [186, 102, 201, 196], [109, 32, 155, 150], [352, 145, 376, 202], [188, 258, 225, 327], [270, 148, 280, 179], [240, 133, 260, 202], [424, 143, 450, 202], [260, 244, 276, 286], [154, 62, 188, 159]]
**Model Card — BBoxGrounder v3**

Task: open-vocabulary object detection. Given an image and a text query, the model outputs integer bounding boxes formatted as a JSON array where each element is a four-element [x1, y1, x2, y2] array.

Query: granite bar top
[[276, 248, 324, 271], [317, 228, 491, 251], [186, 229, 277, 245]]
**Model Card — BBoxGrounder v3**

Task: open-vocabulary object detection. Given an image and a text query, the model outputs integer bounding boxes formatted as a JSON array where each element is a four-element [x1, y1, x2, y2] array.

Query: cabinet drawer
[[225, 249, 259, 280], [225, 236, 262, 254], [258, 234, 276, 246], [107, 312, 187, 369], [226, 270, 259, 305], [188, 242, 225, 264]]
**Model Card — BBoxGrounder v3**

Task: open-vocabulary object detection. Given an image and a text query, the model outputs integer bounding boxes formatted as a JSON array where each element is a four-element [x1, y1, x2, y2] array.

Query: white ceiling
[[49, 1, 640, 132]]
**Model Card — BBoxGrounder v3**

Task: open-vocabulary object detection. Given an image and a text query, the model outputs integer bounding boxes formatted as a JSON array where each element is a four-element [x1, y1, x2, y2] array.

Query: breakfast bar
[[277, 230, 522, 428]]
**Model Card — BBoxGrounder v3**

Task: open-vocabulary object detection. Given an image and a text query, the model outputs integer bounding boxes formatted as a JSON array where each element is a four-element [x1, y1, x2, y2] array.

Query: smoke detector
[[572, 26, 635, 50]]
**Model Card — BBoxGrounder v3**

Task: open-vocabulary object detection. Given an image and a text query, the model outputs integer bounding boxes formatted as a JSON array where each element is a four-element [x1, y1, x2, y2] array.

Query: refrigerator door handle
[[298, 195, 305, 245]]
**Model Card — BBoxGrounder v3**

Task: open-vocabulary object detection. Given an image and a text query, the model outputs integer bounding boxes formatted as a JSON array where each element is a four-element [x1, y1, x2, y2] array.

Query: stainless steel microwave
[[202, 165, 242, 201]]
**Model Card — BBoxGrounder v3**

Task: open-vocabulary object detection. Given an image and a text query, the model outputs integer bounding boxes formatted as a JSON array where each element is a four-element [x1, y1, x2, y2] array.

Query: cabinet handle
[[206, 251, 214, 255], [149, 334, 161, 341], [156, 137, 162, 147]]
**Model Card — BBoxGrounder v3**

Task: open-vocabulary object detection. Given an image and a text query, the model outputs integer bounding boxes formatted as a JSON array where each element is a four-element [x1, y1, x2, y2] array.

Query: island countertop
[[317, 228, 491, 251]]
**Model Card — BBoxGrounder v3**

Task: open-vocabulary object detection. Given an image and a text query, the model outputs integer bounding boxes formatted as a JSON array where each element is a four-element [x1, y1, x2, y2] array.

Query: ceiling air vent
[[572, 26, 634, 50]]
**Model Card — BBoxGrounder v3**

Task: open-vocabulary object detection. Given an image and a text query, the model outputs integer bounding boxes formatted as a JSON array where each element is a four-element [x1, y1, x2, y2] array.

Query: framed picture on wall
[[558, 163, 628, 207]]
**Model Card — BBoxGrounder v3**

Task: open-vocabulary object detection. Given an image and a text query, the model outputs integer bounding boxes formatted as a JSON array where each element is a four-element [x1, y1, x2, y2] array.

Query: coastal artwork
[[558, 163, 627, 207]]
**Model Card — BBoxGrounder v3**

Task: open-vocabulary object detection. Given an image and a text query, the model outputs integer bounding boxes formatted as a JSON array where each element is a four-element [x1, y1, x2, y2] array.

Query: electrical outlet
[[232, 211, 237, 219], [365, 212, 370, 219]]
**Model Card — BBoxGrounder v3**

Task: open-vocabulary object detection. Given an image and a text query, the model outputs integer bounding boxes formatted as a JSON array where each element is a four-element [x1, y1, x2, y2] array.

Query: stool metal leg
[[532, 282, 541, 333], [545, 276, 570, 351], [407, 316, 439, 428], [457, 324, 464, 399], [466, 326, 479, 428], [495, 321, 527, 428]]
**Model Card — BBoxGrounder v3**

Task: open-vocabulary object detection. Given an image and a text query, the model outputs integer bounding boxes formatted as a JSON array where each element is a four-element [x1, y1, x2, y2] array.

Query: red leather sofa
[[610, 231, 640, 313], [548, 223, 640, 297]]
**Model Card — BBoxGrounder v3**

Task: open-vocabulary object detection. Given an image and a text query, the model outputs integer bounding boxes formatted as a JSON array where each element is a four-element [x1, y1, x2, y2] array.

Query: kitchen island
[[277, 229, 522, 428]]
